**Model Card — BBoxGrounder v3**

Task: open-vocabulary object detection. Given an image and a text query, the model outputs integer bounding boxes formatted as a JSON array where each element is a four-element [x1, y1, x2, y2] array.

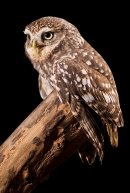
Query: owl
[[24, 16, 124, 164]]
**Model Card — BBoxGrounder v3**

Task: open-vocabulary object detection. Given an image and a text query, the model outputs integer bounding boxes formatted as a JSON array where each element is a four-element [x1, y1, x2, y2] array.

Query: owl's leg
[[70, 96, 104, 163]]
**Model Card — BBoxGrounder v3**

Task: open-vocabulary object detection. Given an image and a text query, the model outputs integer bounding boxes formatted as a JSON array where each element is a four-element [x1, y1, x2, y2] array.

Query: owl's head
[[24, 16, 84, 63]]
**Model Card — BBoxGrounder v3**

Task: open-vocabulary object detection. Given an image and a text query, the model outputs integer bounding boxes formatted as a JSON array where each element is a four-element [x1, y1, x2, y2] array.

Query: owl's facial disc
[[31, 31, 54, 54], [24, 27, 66, 62]]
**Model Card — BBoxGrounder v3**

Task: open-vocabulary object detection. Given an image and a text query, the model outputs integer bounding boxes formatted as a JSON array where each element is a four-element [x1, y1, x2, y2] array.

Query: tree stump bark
[[0, 90, 87, 193]]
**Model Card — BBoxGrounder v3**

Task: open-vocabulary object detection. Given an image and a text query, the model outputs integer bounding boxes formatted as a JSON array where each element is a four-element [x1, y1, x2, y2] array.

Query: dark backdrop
[[1, 1, 129, 192]]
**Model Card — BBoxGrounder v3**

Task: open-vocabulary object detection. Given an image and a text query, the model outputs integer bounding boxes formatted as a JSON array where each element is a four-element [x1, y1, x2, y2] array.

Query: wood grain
[[0, 90, 87, 193]]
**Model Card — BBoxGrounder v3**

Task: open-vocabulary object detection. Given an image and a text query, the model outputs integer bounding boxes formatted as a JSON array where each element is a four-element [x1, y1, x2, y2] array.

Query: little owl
[[24, 16, 124, 164]]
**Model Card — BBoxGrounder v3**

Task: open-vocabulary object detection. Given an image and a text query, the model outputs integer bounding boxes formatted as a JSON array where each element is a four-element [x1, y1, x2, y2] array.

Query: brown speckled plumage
[[26, 16, 77, 34], [24, 16, 124, 164]]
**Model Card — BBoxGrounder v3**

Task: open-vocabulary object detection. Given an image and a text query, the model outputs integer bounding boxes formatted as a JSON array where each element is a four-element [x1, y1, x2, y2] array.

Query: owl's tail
[[106, 123, 118, 147], [80, 115, 104, 163], [70, 97, 104, 163], [118, 110, 124, 127], [106, 110, 124, 147]]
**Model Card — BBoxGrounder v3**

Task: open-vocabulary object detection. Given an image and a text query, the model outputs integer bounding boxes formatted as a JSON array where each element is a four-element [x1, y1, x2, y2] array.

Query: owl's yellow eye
[[41, 32, 54, 41]]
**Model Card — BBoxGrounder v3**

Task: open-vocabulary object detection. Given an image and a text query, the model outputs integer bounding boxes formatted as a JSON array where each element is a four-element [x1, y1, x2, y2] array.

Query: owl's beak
[[32, 41, 37, 50], [32, 41, 43, 54]]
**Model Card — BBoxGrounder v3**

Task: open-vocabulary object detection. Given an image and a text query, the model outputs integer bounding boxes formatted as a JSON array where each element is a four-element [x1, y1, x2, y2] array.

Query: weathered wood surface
[[0, 90, 87, 193]]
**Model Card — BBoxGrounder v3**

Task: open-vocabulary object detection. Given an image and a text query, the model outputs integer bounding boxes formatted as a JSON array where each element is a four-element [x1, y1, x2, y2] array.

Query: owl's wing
[[55, 58, 123, 148], [76, 63, 123, 127], [76, 64, 124, 147], [82, 41, 118, 91], [38, 74, 53, 99], [56, 58, 123, 125], [54, 61, 105, 162]]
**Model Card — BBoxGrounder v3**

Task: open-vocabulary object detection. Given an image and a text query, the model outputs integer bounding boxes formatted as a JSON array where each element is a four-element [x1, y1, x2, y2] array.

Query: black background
[[1, 1, 129, 192]]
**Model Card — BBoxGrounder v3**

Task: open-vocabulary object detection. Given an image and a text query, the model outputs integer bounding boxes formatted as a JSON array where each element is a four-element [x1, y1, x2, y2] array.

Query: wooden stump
[[0, 90, 87, 193]]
